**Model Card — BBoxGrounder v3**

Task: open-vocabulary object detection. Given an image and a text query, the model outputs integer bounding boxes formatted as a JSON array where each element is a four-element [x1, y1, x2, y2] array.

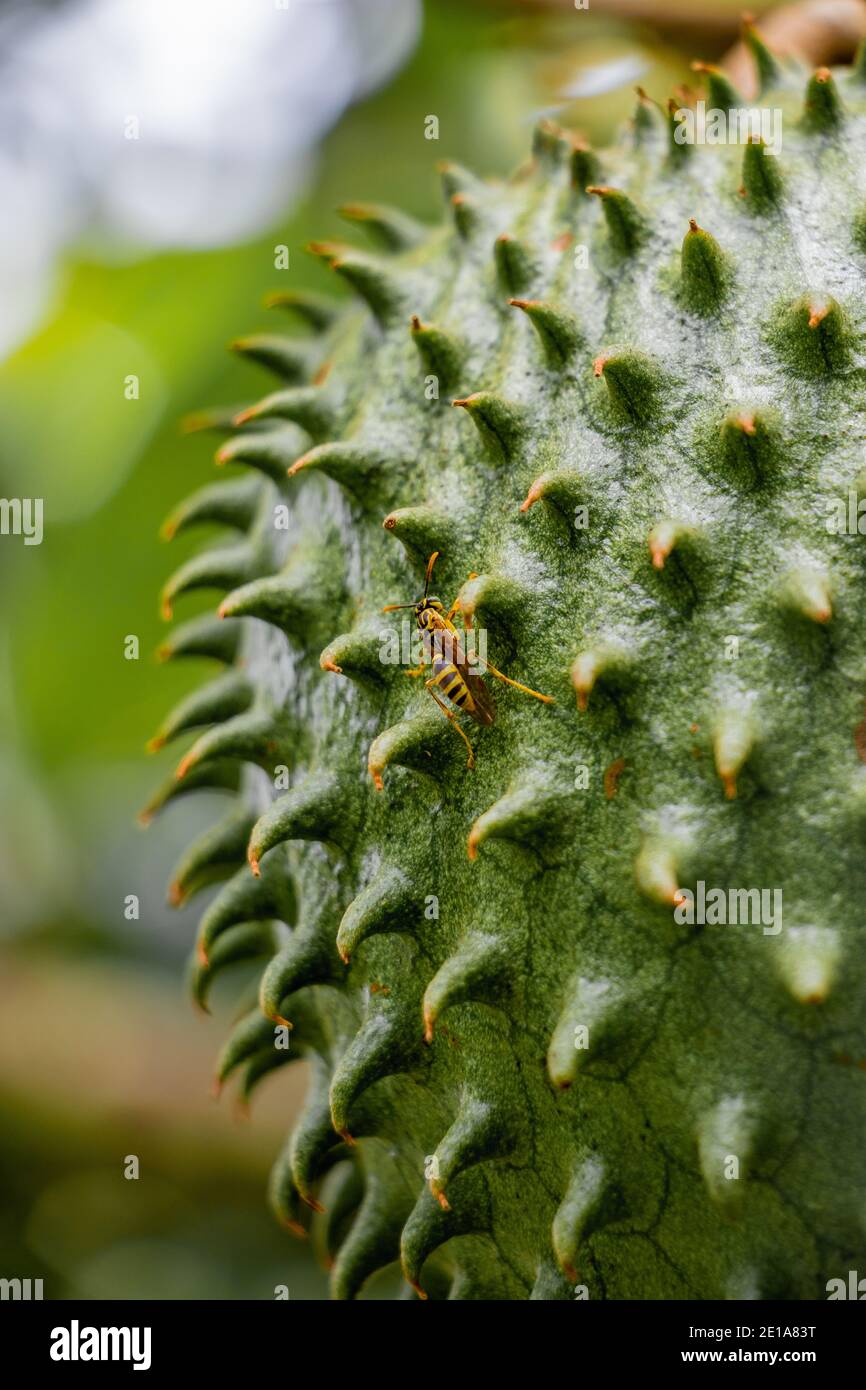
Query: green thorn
[[593, 350, 664, 426], [742, 14, 782, 94], [337, 201, 425, 252], [772, 294, 851, 375], [494, 234, 540, 296], [230, 334, 314, 383], [452, 391, 524, 463], [263, 289, 338, 330], [509, 298, 582, 366], [740, 137, 783, 210], [586, 186, 647, 255], [409, 315, 463, 392], [802, 67, 844, 132], [691, 61, 742, 110], [680, 219, 731, 314], [569, 140, 601, 194]]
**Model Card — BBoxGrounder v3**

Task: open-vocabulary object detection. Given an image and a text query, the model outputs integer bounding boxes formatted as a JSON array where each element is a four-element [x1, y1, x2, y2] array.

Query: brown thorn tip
[[339, 948, 350, 965], [287, 450, 312, 477], [248, 850, 261, 877], [815, 66, 830, 82], [592, 353, 609, 378], [301, 1195, 326, 1214], [451, 397, 470, 408], [520, 477, 546, 512], [603, 758, 626, 801], [383, 514, 397, 530], [410, 314, 422, 331], [281, 1217, 308, 1239], [409, 1279, 428, 1301], [467, 832, 479, 861], [423, 1013, 434, 1044], [161, 599, 173, 621], [433, 1187, 451, 1212], [233, 407, 254, 426], [168, 882, 184, 907], [321, 658, 343, 674], [808, 303, 829, 330], [688, 217, 699, 233], [274, 1015, 293, 1030], [338, 1128, 356, 1147], [722, 773, 737, 800], [197, 942, 209, 968], [146, 735, 164, 753], [175, 754, 193, 781]]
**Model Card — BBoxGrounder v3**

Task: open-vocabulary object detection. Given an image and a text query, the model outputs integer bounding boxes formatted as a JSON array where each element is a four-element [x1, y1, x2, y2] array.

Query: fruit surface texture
[[151, 41, 866, 1299]]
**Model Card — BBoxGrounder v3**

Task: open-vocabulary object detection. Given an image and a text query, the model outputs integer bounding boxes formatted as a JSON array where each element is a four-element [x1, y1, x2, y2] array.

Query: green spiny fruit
[[147, 41, 866, 1300]]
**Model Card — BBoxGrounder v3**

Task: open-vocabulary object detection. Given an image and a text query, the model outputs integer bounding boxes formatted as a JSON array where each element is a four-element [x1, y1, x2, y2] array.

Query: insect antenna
[[423, 550, 440, 602], [382, 551, 441, 613]]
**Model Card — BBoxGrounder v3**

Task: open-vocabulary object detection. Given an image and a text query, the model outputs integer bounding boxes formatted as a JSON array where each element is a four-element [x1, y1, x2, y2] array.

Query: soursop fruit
[[148, 31, 866, 1299]]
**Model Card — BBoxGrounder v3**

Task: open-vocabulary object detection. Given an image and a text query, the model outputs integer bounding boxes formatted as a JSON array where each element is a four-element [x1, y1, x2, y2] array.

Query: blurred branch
[[509, 0, 759, 40], [723, 0, 866, 92], [509, 0, 866, 59]]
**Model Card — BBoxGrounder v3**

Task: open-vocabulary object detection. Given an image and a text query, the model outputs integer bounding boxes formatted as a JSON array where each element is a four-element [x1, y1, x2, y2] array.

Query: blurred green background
[[0, 0, 770, 1299]]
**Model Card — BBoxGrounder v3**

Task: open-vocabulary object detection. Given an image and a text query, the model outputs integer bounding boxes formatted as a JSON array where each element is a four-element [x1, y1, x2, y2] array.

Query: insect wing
[[462, 666, 496, 725]]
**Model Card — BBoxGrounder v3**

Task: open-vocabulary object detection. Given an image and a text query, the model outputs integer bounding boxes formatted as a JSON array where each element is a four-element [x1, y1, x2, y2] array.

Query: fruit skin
[[149, 41, 866, 1299]]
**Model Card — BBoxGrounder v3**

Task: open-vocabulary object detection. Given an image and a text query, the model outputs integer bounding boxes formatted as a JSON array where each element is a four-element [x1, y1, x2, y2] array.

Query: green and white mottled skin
[[150, 34, 866, 1299]]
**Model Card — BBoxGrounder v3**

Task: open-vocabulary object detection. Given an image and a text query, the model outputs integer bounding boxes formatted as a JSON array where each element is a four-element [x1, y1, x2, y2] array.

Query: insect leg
[[425, 680, 475, 770], [482, 661, 554, 704]]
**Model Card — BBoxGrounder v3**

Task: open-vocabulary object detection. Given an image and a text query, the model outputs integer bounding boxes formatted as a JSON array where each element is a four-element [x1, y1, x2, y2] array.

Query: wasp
[[382, 551, 553, 769]]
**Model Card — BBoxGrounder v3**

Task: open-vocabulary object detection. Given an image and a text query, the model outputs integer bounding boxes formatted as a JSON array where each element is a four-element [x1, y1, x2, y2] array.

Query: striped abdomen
[[431, 656, 476, 713]]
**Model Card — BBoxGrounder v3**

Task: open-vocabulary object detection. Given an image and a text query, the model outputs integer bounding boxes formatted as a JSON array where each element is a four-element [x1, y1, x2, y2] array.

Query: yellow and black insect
[[382, 551, 553, 769]]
